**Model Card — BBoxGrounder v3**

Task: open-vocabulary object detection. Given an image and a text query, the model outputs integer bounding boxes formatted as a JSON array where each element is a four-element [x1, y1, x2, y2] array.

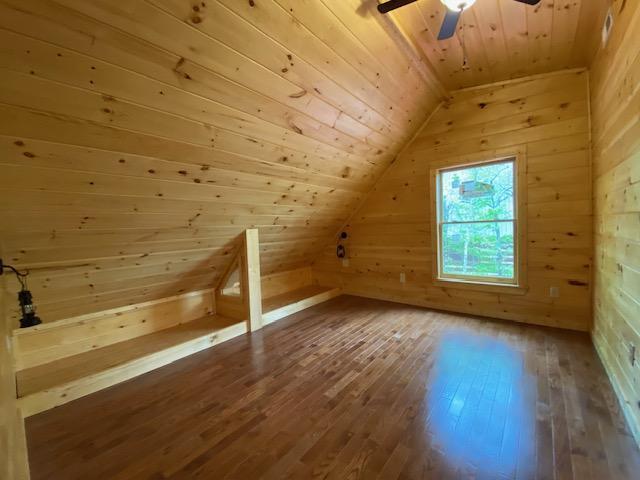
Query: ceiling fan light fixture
[[440, 0, 476, 11]]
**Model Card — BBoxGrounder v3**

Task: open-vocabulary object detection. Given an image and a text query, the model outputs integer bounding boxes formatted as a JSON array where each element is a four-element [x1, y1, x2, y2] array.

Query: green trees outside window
[[438, 159, 516, 282]]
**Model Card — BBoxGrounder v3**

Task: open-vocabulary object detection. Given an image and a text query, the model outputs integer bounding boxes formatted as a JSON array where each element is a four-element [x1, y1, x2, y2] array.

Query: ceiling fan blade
[[512, 0, 541, 4], [438, 9, 461, 40], [377, 0, 419, 14]]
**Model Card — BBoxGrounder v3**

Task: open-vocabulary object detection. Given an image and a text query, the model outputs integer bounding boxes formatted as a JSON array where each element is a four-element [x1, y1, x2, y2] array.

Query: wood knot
[[289, 123, 303, 135]]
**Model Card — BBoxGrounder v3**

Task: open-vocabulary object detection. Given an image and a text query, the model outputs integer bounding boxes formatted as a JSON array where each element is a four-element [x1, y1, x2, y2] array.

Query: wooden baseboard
[[262, 286, 341, 325]]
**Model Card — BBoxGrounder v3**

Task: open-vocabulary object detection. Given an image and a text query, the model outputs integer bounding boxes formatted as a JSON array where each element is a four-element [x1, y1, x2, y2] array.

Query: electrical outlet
[[549, 286, 559, 298], [400, 272, 406, 284], [342, 258, 349, 267]]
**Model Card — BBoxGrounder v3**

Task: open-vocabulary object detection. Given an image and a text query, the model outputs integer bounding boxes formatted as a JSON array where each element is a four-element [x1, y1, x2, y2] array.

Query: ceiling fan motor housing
[[441, 0, 476, 11], [377, 0, 542, 42]]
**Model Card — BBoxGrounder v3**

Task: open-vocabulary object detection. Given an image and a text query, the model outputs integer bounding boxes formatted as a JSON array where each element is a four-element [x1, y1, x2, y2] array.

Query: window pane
[[441, 222, 515, 279], [441, 160, 514, 222]]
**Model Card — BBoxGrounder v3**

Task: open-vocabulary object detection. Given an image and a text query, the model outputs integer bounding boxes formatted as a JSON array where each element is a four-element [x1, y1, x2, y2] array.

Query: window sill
[[433, 278, 528, 295]]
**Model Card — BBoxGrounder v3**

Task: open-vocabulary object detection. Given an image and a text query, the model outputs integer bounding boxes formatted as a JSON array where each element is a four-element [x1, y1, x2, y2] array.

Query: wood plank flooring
[[25, 296, 640, 479]]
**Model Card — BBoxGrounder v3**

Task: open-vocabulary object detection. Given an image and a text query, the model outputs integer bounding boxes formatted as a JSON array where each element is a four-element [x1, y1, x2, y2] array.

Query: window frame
[[429, 151, 527, 294]]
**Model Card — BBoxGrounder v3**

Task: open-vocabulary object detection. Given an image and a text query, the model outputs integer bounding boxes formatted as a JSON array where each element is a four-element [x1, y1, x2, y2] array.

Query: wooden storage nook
[[12, 256, 340, 417], [1, 0, 638, 479]]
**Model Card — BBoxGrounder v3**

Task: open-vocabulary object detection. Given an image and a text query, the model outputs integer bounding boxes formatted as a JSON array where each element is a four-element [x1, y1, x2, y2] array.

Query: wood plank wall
[[0, 0, 442, 323], [261, 267, 312, 300], [590, 0, 640, 445], [12, 289, 215, 371], [0, 245, 30, 479], [314, 70, 593, 331]]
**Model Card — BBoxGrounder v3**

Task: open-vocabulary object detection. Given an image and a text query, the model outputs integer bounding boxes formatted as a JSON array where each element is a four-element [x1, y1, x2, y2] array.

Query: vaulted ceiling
[[0, 0, 443, 322], [0, 0, 608, 322], [386, 0, 609, 89]]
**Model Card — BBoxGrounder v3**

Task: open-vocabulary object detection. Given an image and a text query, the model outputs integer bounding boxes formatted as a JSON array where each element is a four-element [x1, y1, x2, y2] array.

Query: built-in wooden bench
[[12, 259, 340, 417], [262, 285, 341, 325], [17, 315, 246, 417]]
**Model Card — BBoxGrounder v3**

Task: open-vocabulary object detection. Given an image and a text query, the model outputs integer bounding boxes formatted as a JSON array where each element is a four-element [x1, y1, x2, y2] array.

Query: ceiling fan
[[377, 0, 541, 40]]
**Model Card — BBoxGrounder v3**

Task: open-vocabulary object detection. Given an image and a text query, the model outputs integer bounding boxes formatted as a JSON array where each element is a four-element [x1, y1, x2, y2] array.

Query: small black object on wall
[[0, 258, 42, 328], [336, 231, 348, 259]]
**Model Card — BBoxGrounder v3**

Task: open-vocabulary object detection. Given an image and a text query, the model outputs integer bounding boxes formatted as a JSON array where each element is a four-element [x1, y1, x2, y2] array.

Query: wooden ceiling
[[0, 0, 608, 323], [0, 0, 442, 322], [386, 0, 609, 89]]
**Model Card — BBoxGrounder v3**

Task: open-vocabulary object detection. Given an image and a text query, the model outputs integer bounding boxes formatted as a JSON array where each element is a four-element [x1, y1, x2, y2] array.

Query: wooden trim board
[[215, 229, 262, 331], [1, 246, 30, 479], [243, 229, 263, 332]]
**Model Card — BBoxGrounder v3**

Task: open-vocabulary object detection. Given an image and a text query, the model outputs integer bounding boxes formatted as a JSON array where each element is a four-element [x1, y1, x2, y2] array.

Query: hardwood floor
[[25, 296, 640, 479]]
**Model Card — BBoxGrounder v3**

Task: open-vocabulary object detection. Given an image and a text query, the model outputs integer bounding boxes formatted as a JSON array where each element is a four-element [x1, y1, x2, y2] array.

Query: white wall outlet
[[549, 286, 560, 298], [400, 272, 406, 284], [342, 258, 349, 267]]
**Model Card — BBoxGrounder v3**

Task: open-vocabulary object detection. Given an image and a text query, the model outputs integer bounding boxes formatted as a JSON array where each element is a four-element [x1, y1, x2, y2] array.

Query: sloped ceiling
[[0, 0, 443, 322], [390, 0, 609, 89], [0, 0, 608, 324]]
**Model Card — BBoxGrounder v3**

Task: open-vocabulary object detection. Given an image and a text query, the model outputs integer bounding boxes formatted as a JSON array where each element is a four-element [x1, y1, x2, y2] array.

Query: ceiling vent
[[602, 8, 614, 46]]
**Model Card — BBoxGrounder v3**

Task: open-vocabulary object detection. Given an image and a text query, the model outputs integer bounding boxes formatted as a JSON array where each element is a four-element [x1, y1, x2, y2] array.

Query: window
[[435, 158, 518, 285]]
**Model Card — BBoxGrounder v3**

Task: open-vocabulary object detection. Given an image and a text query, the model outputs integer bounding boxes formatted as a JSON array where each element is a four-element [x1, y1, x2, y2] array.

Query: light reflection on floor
[[425, 330, 536, 478]]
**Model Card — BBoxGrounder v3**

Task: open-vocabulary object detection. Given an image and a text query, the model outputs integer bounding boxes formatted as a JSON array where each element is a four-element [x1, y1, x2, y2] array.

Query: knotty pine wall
[[314, 70, 592, 331], [590, 0, 640, 444], [0, 0, 442, 323]]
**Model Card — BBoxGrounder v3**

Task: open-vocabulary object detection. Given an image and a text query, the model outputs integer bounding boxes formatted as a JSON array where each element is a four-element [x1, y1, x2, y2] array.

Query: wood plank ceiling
[[388, 0, 609, 89], [0, 0, 443, 322], [0, 0, 608, 323]]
